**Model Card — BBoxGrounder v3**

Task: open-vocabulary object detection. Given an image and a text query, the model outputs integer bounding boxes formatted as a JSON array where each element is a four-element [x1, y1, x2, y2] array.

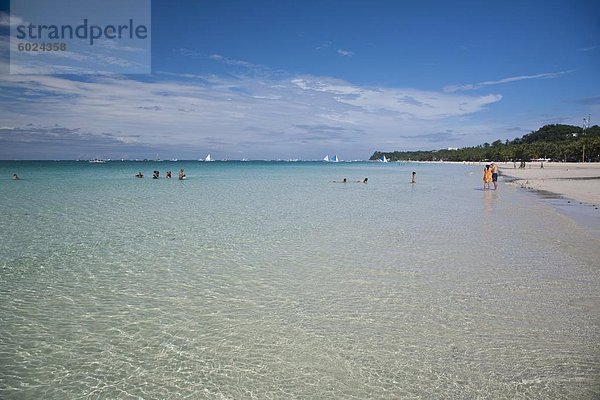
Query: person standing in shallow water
[[411, 171, 416, 183], [490, 162, 498, 190], [483, 165, 492, 190]]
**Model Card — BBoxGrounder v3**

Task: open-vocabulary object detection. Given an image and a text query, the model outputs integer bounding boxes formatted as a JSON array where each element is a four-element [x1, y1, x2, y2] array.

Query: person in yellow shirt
[[483, 165, 492, 190]]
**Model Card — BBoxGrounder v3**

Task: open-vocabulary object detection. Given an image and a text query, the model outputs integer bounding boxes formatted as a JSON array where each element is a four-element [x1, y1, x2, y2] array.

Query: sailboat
[[204, 154, 213, 162], [380, 155, 388, 163], [330, 155, 339, 162], [323, 155, 329, 162]]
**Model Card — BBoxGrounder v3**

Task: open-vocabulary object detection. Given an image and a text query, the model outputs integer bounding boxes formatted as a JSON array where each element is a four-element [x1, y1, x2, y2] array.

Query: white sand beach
[[499, 162, 600, 205]]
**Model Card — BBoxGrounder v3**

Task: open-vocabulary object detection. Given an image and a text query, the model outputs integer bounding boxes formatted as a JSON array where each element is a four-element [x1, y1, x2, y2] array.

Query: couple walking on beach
[[483, 162, 498, 190]]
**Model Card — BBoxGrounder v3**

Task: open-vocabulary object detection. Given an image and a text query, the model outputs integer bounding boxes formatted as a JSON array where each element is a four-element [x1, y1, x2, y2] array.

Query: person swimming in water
[[135, 172, 144, 178], [153, 170, 159, 179], [12, 174, 19, 180], [178, 169, 186, 180]]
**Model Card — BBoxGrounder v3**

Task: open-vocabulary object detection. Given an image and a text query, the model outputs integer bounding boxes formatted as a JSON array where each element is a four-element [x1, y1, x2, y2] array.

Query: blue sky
[[0, 0, 599, 160]]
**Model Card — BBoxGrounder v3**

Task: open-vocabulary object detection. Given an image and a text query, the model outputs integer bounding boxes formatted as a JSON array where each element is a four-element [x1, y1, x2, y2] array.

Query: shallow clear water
[[1, 161, 599, 399]]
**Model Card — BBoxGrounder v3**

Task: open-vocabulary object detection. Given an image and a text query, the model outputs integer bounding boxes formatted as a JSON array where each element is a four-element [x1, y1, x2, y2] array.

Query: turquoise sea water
[[1, 161, 599, 399]]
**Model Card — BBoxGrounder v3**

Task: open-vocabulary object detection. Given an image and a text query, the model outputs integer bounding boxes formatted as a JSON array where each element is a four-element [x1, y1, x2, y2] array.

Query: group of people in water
[[331, 172, 417, 184], [11, 168, 502, 190], [483, 162, 498, 190], [332, 178, 369, 183], [135, 169, 186, 180]]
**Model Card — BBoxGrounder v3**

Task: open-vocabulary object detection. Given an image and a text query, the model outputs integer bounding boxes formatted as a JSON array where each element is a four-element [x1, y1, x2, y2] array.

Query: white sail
[[331, 155, 339, 162], [204, 154, 213, 162], [380, 155, 388, 162], [323, 155, 329, 162]]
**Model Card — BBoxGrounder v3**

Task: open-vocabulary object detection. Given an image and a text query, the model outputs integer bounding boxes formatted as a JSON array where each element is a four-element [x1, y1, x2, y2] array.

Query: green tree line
[[370, 124, 600, 162]]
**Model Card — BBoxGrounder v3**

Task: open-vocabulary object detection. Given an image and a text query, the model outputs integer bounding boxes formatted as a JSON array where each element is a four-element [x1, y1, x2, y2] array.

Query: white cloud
[[175, 50, 267, 71], [0, 12, 10, 27], [0, 12, 25, 27], [337, 49, 354, 57], [292, 76, 501, 119], [444, 70, 575, 92], [209, 53, 261, 68], [0, 64, 506, 159], [577, 45, 599, 52], [5, 32, 148, 74], [316, 41, 332, 50]]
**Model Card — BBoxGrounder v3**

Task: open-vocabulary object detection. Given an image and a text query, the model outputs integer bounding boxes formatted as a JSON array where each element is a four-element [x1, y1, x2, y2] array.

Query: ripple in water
[[0, 161, 599, 398]]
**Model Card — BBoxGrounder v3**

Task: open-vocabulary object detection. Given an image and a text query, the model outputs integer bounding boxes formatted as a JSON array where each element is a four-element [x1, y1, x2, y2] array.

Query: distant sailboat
[[89, 158, 106, 163], [380, 155, 388, 163], [323, 155, 329, 162], [331, 155, 339, 162], [204, 154, 213, 162]]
